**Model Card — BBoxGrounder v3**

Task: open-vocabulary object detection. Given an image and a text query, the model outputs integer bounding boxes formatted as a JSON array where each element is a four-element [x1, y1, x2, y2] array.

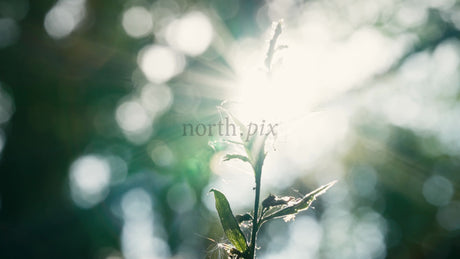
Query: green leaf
[[210, 189, 248, 253], [224, 154, 250, 164], [262, 181, 337, 222], [262, 194, 293, 209], [217, 106, 269, 174], [235, 213, 253, 224], [252, 135, 268, 176]]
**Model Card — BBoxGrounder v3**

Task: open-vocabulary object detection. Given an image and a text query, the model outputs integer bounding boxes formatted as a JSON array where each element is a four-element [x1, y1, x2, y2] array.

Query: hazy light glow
[[121, 188, 152, 221], [365, 39, 460, 155], [138, 45, 185, 83], [204, 151, 254, 210], [266, 0, 301, 21], [231, 25, 406, 127], [140, 84, 173, 116], [121, 188, 170, 259], [321, 206, 387, 259], [396, 5, 428, 27], [165, 11, 213, 56], [423, 175, 453, 206], [350, 165, 378, 199], [437, 202, 460, 231], [44, 0, 86, 39], [122, 6, 153, 38], [69, 155, 111, 208], [265, 216, 322, 259], [107, 155, 128, 184], [122, 223, 169, 259], [149, 143, 174, 167], [116, 100, 151, 133], [219, 18, 408, 204], [204, 14, 404, 205], [277, 109, 350, 171], [166, 183, 196, 213], [231, 69, 290, 123]]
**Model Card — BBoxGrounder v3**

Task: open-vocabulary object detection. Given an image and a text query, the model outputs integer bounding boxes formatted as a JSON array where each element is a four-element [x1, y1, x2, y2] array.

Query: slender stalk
[[247, 21, 281, 258], [248, 171, 261, 259]]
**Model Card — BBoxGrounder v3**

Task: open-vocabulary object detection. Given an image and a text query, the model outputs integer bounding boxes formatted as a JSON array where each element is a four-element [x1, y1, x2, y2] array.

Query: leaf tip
[[325, 180, 338, 189]]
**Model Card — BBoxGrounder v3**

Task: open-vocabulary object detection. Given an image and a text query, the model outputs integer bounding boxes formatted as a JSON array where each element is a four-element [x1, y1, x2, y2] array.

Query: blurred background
[[1, 0, 460, 258]]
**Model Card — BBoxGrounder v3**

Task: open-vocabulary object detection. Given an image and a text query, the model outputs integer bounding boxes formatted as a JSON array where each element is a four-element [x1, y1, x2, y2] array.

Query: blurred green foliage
[[0, 0, 459, 259]]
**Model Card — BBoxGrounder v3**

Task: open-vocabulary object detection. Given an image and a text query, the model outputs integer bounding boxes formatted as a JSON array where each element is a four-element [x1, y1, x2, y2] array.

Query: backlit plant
[[209, 22, 336, 259]]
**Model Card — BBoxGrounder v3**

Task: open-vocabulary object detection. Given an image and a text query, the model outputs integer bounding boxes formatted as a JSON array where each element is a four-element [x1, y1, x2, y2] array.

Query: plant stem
[[248, 169, 262, 258], [247, 21, 281, 258]]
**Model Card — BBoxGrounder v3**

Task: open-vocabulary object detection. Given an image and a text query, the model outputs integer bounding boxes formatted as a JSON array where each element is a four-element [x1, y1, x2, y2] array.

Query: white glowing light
[[140, 84, 173, 115], [69, 155, 111, 208], [320, 206, 387, 259], [122, 224, 169, 259], [231, 26, 405, 125], [396, 5, 428, 27], [121, 188, 152, 220], [71, 156, 110, 194], [116, 100, 151, 133], [44, 0, 86, 39], [265, 217, 322, 259], [122, 6, 153, 38], [204, 153, 254, 210], [120, 188, 170, 259], [138, 45, 185, 83], [165, 11, 213, 56]]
